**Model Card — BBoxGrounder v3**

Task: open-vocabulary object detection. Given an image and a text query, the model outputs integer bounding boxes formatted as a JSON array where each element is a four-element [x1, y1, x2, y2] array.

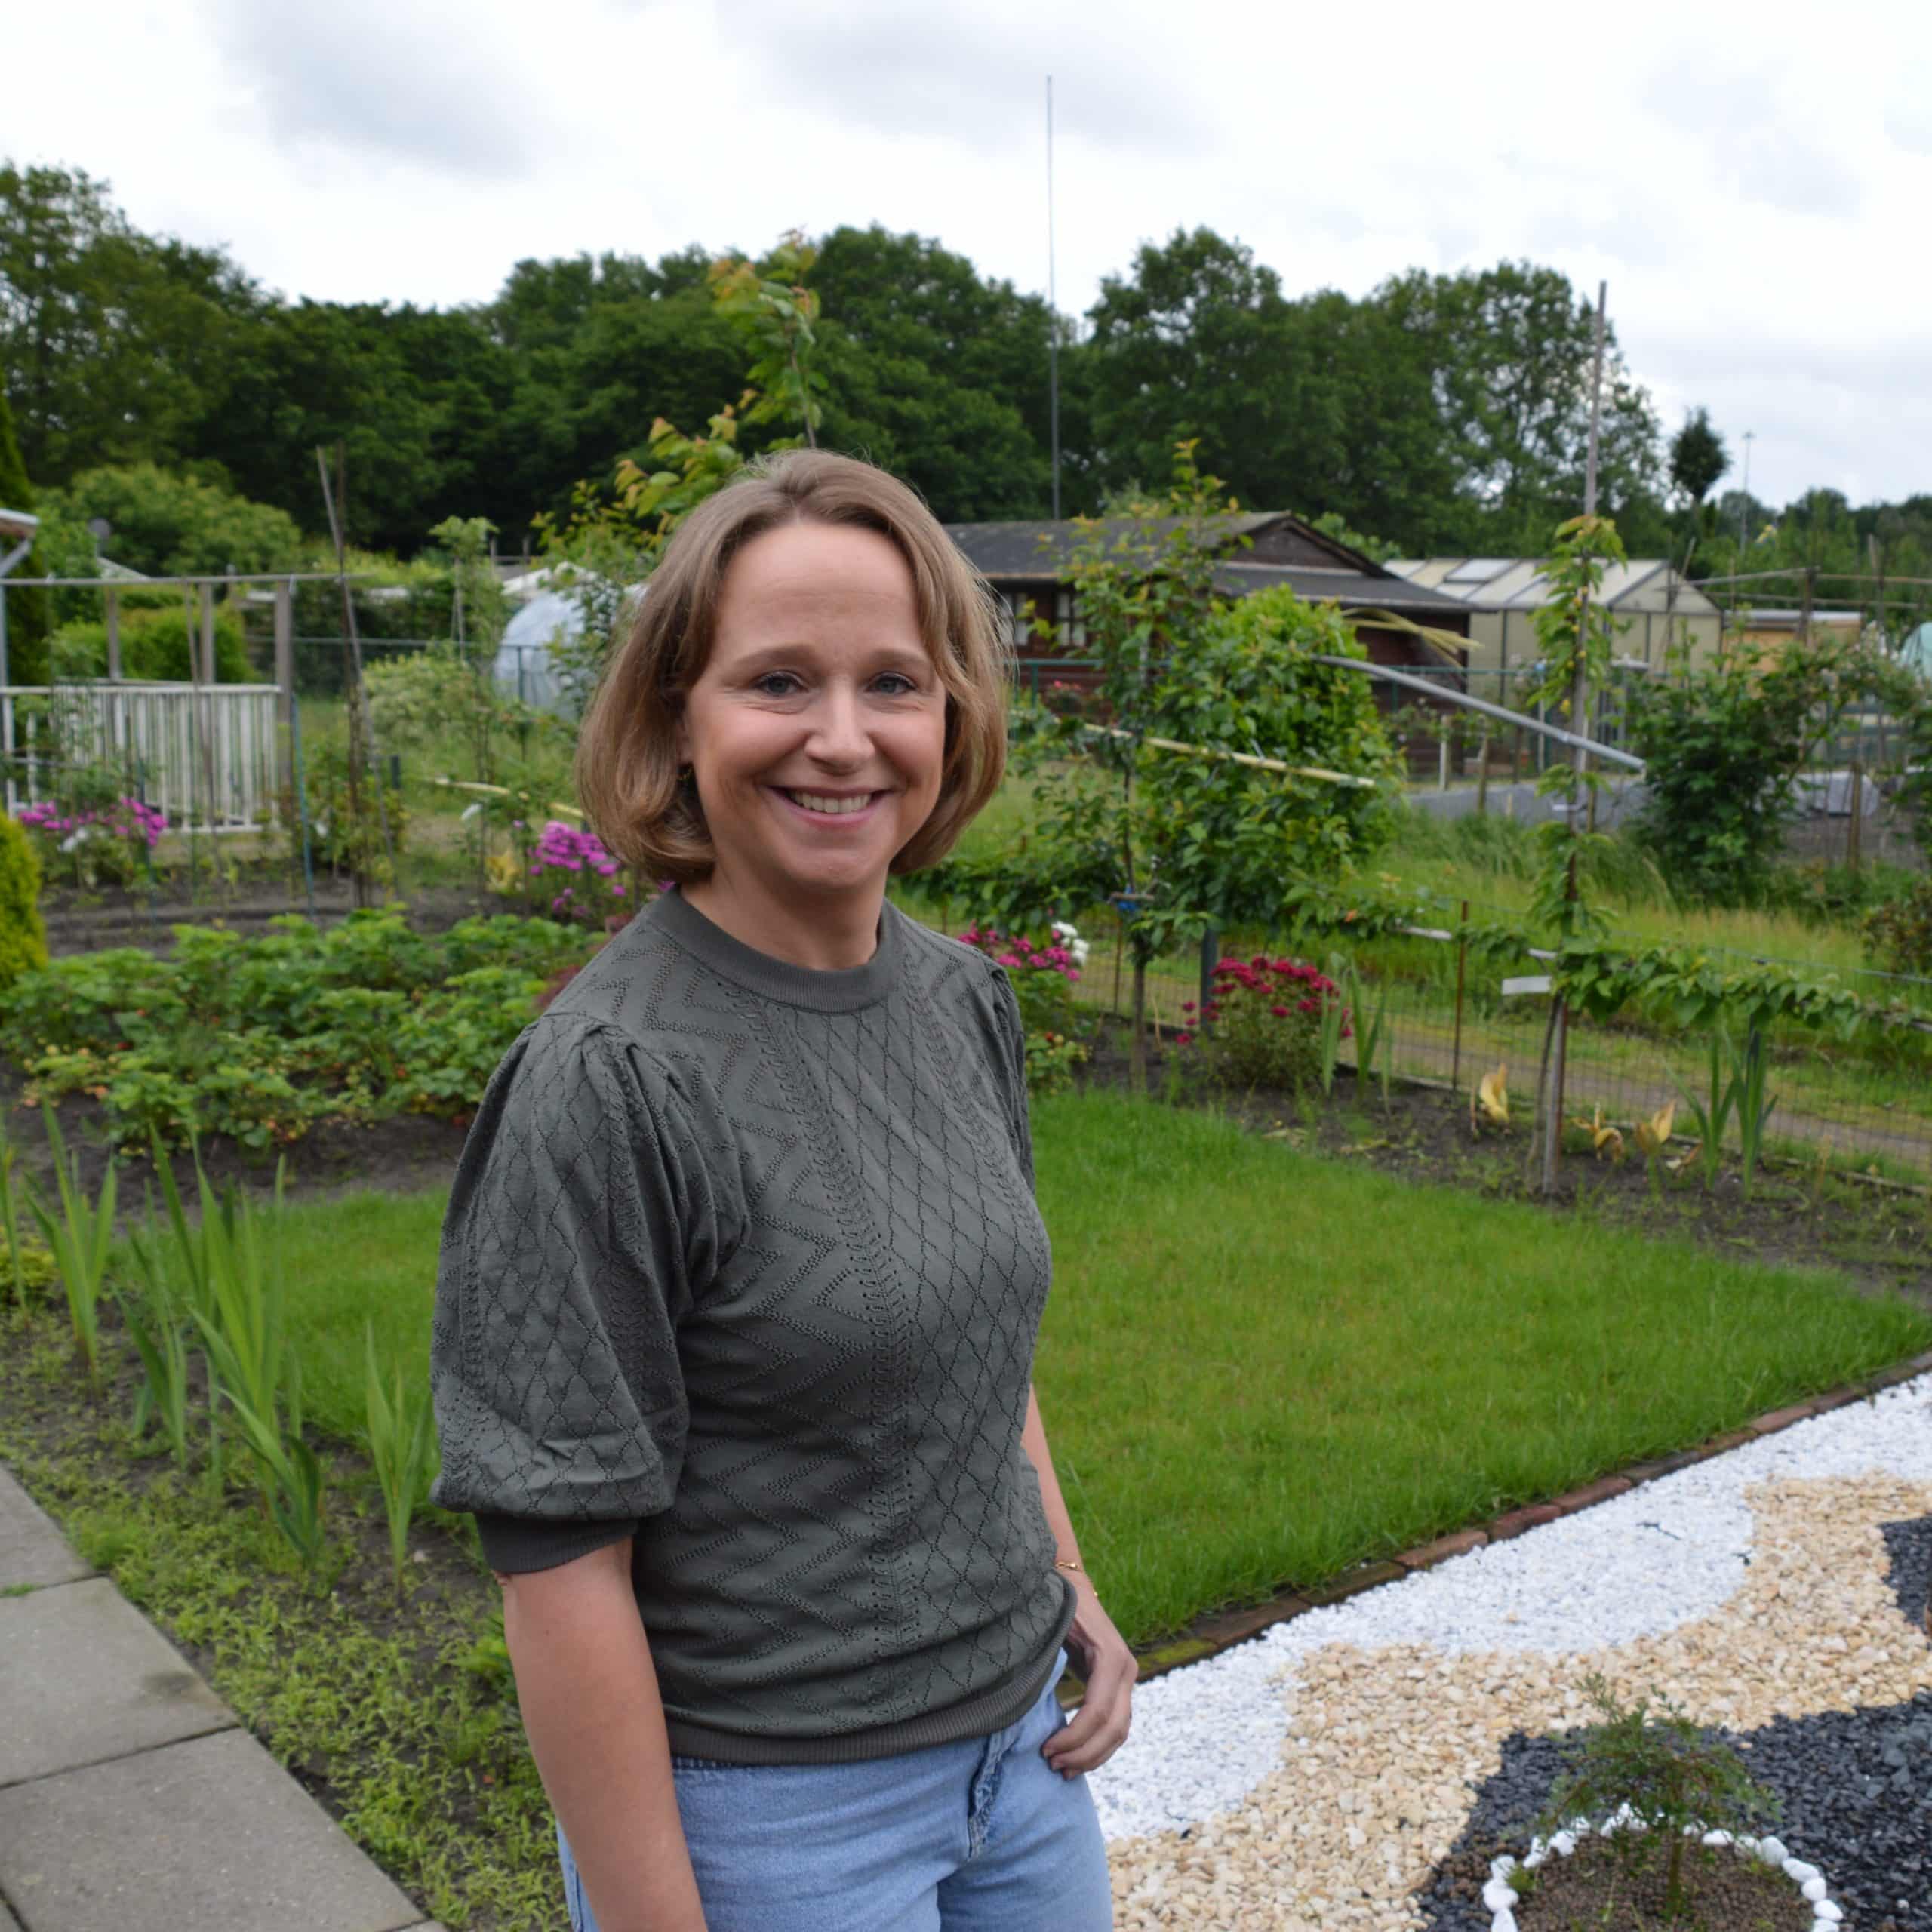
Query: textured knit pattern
[[429, 891, 1075, 1763]]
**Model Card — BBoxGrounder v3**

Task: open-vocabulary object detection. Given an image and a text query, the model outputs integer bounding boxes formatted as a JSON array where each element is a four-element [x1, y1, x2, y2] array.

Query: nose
[[804, 681, 870, 769]]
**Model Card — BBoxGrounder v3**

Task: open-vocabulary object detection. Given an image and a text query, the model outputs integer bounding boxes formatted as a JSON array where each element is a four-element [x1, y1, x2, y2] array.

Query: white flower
[[460, 801, 484, 822]]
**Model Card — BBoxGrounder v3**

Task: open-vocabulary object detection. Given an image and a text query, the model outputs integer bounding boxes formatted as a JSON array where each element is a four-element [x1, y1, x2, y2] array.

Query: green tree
[[1669, 406, 1729, 513], [0, 384, 49, 683], [0, 162, 256, 483], [810, 224, 1056, 519], [45, 464, 302, 578], [1380, 263, 1663, 549], [1084, 229, 1308, 511]]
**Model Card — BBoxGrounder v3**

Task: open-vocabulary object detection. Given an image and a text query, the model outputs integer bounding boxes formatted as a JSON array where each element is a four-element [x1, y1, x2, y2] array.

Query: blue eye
[[752, 672, 800, 697], [873, 672, 918, 696]]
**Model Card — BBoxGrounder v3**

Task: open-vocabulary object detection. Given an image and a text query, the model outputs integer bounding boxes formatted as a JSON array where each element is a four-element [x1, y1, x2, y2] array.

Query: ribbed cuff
[[473, 1512, 641, 1574]]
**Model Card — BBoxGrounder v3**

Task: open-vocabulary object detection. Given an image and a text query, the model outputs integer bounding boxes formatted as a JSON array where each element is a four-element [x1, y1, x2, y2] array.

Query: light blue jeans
[[557, 1653, 1112, 1932]]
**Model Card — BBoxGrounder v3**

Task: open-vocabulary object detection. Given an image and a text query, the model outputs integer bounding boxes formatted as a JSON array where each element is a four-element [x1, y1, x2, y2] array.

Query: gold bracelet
[[1055, 1558, 1084, 1574]]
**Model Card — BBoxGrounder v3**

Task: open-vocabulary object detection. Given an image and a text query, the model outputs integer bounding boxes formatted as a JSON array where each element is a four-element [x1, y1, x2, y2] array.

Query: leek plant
[[1315, 952, 1351, 1095], [2, 1123, 26, 1316], [363, 1321, 436, 1594], [187, 1162, 327, 1570], [1727, 1026, 1779, 1204], [1674, 1031, 1740, 1191], [115, 1217, 195, 1475], [1346, 961, 1392, 1111], [27, 1106, 116, 1387]]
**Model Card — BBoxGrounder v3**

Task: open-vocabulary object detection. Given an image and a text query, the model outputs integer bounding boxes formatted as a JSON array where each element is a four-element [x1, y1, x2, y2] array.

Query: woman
[[429, 449, 1134, 1932]]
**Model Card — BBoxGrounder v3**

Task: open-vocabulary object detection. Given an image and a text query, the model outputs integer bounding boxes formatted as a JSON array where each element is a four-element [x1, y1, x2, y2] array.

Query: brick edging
[[1066, 1346, 1932, 1700]]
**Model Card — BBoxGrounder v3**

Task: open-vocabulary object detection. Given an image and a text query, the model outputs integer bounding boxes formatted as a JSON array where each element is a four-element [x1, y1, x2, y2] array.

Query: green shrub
[[1865, 877, 1932, 976], [47, 601, 251, 682], [0, 814, 49, 991]]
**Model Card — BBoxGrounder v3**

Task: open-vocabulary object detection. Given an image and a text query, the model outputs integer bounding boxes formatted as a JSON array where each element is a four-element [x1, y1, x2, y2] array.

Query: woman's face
[[677, 521, 948, 911]]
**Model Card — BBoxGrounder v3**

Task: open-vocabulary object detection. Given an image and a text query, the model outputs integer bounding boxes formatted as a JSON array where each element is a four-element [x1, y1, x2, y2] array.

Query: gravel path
[[1092, 1376, 1932, 1930]]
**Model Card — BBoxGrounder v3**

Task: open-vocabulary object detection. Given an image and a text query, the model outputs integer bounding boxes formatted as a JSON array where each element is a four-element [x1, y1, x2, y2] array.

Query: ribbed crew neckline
[[648, 886, 901, 1013]]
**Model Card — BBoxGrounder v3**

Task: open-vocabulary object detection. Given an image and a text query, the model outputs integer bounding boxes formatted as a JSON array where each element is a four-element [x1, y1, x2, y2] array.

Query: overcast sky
[[11, 0, 1930, 510]]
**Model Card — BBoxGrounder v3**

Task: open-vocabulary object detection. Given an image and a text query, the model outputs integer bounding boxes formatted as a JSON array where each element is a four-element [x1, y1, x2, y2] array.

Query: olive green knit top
[[429, 888, 1075, 1764]]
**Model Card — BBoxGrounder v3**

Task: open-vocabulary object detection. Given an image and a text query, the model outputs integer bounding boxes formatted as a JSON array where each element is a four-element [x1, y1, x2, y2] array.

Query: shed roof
[[947, 512, 1468, 615], [1389, 556, 1721, 615], [1208, 560, 1471, 617], [0, 506, 40, 543]]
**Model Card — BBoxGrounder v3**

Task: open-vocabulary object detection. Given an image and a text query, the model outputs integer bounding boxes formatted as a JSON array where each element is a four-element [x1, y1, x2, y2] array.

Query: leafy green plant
[[1531, 1674, 1779, 1919], [1, 912, 589, 1148], [363, 1321, 435, 1595], [115, 1220, 194, 1475], [25, 1106, 116, 1386]]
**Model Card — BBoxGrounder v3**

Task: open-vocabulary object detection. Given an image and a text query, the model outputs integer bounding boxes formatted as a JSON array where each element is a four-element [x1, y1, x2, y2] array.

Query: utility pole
[[1046, 75, 1062, 521], [1737, 430, 1755, 552]]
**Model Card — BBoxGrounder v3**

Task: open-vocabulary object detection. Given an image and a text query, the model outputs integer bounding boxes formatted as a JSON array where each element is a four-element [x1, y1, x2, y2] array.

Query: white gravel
[[1091, 1374, 1932, 1844]]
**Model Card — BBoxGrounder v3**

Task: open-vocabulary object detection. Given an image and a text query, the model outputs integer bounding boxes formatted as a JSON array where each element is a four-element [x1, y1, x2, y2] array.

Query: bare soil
[[1515, 1834, 1810, 1931]]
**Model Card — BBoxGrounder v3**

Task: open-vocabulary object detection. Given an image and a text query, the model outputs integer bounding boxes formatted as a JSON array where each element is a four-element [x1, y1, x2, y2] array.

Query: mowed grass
[[275, 1094, 1931, 1646]]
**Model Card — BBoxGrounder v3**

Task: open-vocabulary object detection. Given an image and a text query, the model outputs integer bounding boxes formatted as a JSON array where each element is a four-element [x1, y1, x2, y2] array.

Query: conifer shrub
[[0, 813, 49, 991]]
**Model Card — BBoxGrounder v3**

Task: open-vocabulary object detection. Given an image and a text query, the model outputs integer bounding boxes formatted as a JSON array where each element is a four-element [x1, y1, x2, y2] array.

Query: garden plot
[[1093, 1374, 1932, 1932]]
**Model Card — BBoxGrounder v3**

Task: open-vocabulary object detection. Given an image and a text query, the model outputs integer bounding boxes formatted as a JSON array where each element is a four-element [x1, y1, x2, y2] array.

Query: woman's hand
[[1042, 1574, 1136, 1777]]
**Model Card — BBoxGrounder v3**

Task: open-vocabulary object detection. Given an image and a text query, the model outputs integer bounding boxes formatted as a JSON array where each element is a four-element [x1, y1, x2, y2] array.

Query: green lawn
[[278, 1094, 1930, 1645]]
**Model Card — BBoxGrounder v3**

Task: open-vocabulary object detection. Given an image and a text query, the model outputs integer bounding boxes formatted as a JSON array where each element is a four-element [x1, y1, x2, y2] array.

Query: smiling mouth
[[780, 789, 881, 817]]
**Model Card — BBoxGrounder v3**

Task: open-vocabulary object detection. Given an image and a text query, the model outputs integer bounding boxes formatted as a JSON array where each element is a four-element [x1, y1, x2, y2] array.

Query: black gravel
[[1416, 1692, 1932, 1932], [1883, 1515, 1932, 1635]]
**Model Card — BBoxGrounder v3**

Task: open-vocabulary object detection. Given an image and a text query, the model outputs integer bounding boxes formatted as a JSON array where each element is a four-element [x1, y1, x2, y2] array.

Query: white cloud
[[5, 0, 1930, 509]]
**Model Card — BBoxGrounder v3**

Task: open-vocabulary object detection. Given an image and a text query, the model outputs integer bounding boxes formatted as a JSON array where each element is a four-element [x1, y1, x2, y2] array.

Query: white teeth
[[787, 791, 872, 817]]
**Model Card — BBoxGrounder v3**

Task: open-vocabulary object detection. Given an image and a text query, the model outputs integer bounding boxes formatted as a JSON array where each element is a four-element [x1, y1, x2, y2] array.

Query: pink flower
[[1174, 1031, 1194, 1047], [1271, 1004, 1291, 1018], [995, 952, 1023, 968]]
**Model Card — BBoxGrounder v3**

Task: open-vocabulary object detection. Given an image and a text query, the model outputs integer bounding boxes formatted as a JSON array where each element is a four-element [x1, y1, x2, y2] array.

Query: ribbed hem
[[646, 888, 903, 1013], [473, 1511, 641, 1574], [660, 1577, 1078, 1765]]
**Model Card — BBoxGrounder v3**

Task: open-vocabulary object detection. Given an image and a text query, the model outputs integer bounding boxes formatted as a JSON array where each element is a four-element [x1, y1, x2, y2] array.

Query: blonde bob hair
[[575, 450, 1011, 884]]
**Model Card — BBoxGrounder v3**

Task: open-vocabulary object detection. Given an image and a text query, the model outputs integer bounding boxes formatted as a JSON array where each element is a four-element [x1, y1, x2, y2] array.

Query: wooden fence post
[[273, 577, 294, 793], [105, 586, 122, 680]]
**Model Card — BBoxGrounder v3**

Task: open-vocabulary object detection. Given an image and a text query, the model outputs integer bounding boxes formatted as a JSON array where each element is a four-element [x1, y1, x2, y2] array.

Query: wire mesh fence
[[1058, 912, 1932, 1189]]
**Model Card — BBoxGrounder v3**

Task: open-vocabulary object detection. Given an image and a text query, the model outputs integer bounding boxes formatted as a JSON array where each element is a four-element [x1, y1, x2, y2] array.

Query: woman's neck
[[680, 871, 884, 971]]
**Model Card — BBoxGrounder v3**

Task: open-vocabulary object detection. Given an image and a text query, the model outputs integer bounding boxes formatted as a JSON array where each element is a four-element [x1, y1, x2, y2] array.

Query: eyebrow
[[728, 639, 936, 673]]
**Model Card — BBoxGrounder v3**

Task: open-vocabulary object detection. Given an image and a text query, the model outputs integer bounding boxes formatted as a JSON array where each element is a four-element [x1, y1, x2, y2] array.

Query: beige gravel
[[1106, 1475, 1932, 1930]]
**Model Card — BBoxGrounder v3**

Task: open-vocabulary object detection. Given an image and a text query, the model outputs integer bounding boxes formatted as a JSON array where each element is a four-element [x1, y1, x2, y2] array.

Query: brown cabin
[[944, 512, 1475, 701]]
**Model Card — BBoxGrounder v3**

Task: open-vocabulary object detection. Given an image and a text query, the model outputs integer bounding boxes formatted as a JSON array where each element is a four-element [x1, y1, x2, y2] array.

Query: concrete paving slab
[[0, 1729, 422, 1932], [0, 1471, 89, 1593], [0, 1579, 231, 1787]]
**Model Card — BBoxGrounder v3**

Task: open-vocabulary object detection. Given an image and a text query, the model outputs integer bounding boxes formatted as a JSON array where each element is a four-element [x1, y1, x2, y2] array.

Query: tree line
[[4, 159, 1929, 592]]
